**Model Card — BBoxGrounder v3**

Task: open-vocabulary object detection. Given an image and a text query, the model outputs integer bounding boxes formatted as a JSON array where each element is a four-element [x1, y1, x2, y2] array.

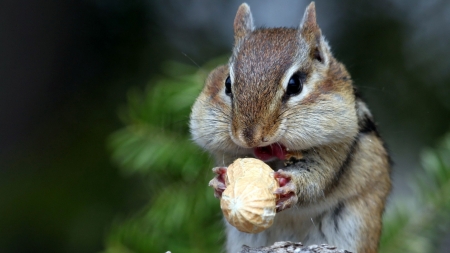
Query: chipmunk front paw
[[274, 170, 298, 212], [208, 167, 227, 198]]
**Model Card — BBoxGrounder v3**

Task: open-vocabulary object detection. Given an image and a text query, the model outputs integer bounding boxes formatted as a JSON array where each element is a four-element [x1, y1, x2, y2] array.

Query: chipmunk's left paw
[[209, 167, 227, 199], [274, 170, 298, 212]]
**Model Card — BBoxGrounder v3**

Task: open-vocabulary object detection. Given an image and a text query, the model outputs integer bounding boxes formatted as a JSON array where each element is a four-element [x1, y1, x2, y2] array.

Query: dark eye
[[286, 73, 303, 97], [225, 76, 232, 96]]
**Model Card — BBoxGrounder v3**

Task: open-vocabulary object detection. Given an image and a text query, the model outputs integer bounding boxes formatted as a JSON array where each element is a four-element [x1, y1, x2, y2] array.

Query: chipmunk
[[189, 2, 391, 253]]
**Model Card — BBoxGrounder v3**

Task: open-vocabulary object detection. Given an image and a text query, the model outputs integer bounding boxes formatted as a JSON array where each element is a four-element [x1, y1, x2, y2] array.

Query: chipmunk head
[[190, 2, 358, 159], [229, 2, 356, 148]]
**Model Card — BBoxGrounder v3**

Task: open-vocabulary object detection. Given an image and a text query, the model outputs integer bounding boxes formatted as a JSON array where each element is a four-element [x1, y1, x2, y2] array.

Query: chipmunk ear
[[299, 2, 326, 63], [299, 2, 320, 39], [234, 3, 254, 43]]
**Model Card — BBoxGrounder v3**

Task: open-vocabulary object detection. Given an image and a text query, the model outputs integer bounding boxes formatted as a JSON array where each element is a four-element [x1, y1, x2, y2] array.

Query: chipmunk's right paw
[[208, 167, 227, 198], [274, 169, 298, 212]]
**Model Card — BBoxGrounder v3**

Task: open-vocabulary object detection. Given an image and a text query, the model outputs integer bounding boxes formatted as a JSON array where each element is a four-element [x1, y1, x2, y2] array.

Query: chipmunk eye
[[286, 73, 303, 97], [225, 76, 232, 96]]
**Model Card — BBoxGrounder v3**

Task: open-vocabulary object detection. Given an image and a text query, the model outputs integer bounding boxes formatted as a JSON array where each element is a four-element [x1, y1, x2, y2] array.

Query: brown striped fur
[[190, 2, 391, 253]]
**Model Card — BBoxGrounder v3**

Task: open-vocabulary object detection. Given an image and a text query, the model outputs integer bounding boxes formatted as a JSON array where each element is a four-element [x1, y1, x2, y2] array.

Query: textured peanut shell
[[220, 158, 278, 233]]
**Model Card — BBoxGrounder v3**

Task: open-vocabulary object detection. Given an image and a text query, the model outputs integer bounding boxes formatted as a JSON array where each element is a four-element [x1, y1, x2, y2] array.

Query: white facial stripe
[[229, 63, 235, 83], [228, 34, 243, 84]]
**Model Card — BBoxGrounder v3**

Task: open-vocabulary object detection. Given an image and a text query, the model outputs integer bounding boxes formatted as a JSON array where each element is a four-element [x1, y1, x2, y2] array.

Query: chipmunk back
[[190, 2, 391, 253]]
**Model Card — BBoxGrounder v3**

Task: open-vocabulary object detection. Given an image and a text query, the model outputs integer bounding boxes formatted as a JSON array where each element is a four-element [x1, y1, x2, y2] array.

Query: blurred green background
[[1, 0, 449, 252]]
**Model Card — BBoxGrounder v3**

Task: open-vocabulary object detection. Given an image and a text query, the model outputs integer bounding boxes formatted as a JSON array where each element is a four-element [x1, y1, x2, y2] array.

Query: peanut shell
[[220, 158, 278, 233]]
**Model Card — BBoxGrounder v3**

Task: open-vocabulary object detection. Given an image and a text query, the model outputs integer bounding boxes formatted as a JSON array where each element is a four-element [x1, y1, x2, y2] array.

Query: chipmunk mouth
[[253, 143, 287, 162]]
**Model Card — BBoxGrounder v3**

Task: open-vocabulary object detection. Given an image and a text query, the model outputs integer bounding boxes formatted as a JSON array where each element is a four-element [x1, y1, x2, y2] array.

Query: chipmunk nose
[[231, 117, 277, 148], [238, 125, 264, 148]]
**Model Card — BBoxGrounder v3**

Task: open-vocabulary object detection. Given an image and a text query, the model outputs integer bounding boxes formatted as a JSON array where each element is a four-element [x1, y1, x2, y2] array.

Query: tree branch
[[238, 241, 351, 253]]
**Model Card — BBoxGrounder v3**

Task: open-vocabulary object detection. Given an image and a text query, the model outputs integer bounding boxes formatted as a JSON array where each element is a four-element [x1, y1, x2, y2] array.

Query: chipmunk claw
[[209, 167, 227, 198], [274, 170, 298, 212]]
